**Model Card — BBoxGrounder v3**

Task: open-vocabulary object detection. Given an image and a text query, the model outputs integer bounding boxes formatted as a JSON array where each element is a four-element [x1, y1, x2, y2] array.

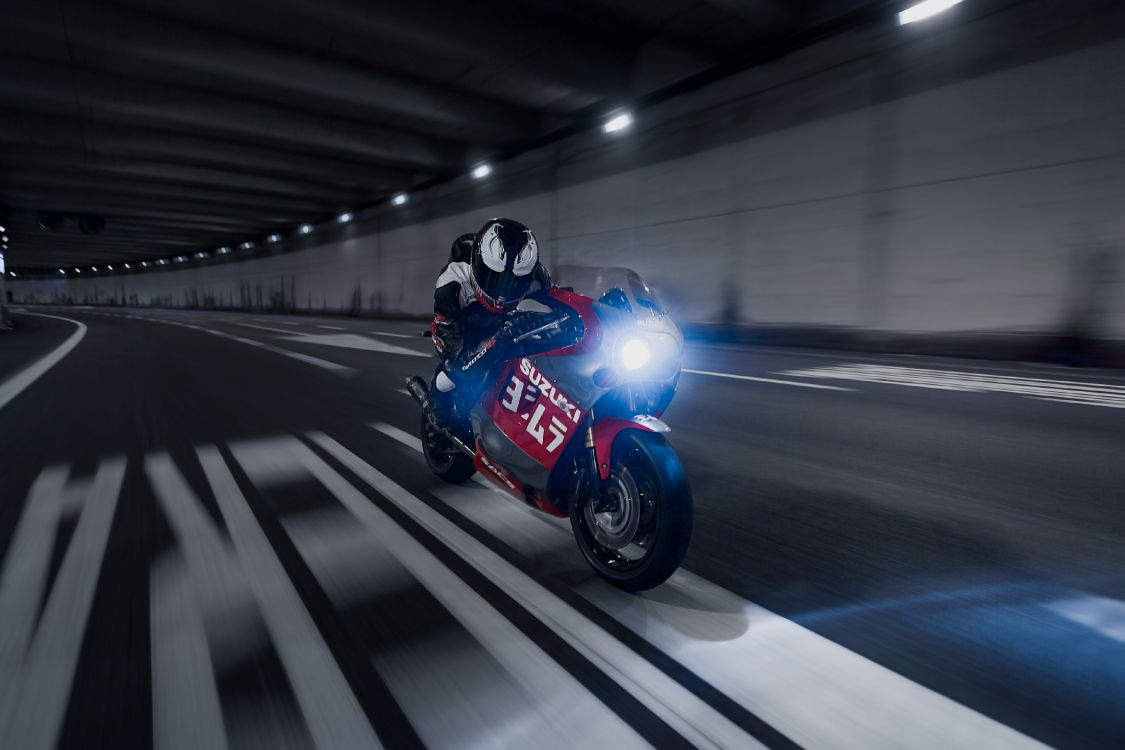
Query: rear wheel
[[570, 430, 692, 591], [421, 412, 476, 483]]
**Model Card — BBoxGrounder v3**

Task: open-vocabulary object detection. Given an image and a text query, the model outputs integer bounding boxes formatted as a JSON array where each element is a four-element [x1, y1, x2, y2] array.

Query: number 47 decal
[[527, 403, 568, 452], [501, 376, 568, 452]]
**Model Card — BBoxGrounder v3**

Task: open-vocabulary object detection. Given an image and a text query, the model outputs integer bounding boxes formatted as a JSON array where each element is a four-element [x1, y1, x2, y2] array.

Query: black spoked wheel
[[570, 430, 692, 591], [421, 412, 476, 483]]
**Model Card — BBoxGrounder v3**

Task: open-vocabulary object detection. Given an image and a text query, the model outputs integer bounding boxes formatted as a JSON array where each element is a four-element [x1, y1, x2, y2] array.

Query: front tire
[[570, 430, 692, 591], [421, 412, 476, 483]]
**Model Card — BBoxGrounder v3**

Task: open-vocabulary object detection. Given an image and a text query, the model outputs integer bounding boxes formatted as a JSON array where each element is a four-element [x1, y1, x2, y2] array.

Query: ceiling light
[[194, 251, 209, 259], [174, 256, 187, 263], [266, 234, 282, 244], [157, 259, 168, 265], [897, 0, 963, 25], [471, 163, 492, 179], [59, 269, 66, 275], [124, 263, 131, 269], [106, 265, 114, 271], [75, 268, 81, 273], [298, 223, 314, 235], [336, 212, 353, 224], [1, 236, 8, 243], [391, 193, 409, 206], [141, 261, 151, 267], [239, 241, 254, 250], [0, 225, 5, 232], [91, 267, 98, 272], [603, 112, 633, 133], [8, 271, 15, 278], [217, 246, 231, 255]]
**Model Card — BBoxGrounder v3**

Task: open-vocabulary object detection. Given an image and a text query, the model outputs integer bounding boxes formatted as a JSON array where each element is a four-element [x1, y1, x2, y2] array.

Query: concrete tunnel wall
[[10, 12, 1125, 344]]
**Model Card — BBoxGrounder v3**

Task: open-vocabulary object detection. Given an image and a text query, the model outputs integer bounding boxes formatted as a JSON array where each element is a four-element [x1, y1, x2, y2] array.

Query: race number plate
[[494, 358, 583, 467]]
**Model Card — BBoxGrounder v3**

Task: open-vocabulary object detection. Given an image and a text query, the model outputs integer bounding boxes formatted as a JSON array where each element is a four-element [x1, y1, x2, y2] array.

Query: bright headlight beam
[[471, 163, 492, 179], [620, 338, 652, 371], [391, 192, 409, 206], [897, 0, 963, 25]]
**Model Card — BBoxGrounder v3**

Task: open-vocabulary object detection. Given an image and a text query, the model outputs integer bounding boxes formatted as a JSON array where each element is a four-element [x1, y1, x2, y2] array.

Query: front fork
[[584, 408, 617, 513]]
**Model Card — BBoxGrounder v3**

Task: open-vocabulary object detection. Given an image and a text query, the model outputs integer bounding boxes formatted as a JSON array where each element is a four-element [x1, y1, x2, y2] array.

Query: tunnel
[[1, 1, 1124, 748]]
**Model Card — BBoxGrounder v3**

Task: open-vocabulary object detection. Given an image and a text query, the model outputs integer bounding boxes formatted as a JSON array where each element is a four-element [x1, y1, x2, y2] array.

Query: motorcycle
[[407, 268, 691, 591]]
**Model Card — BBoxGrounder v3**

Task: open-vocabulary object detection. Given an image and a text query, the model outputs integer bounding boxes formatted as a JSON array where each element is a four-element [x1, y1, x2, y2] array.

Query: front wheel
[[570, 430, 692, 592]]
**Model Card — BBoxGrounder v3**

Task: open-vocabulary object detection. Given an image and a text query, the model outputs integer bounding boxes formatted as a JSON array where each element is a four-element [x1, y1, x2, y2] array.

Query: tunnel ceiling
[[1, 0, 872, 269]]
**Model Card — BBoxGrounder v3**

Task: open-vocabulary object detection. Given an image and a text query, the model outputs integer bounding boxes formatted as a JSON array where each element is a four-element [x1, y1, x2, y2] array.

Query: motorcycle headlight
[[619, 337, 652, 371]]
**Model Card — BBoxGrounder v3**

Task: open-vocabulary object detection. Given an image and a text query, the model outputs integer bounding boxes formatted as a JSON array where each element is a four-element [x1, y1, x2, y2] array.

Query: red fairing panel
[[488, 358, 585, 471], [592, 417, 659, 480], [473, 439, 524, 499]]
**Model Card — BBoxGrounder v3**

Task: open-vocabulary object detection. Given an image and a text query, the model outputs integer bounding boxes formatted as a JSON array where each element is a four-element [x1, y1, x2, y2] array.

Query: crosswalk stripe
[[0, 458, 126, 750], [198, 446, 383, 750], [367, 420, 1049, 749], [279, 436, 653, 749], [309, 431, 765, 750]]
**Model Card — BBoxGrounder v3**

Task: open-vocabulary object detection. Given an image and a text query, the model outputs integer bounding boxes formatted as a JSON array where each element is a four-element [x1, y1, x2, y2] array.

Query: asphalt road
[[1, 306, 1123, 750]]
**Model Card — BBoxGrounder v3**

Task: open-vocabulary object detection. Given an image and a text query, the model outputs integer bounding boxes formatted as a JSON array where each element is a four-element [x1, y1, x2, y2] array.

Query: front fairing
[[471, 272, 683, 485]]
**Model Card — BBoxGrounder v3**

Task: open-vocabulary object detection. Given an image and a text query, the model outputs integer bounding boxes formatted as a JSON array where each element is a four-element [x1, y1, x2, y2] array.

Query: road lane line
[[266, 437, 652, 749], [153, 319, 356, 375], [197, 446, 383, 750], [1, 458, 126, 750], [371, 422, 422, 453], [0, 313, 87, 411], [682, 368, 854, 391], [150, 557, 229, 750], [310, 432, 765, 750], [580, 570, 1047, 750], [785, 364, 1125, 407], [368, 421, 1047, 749], [370, 331, 416, 338], [317, 325, 347, 330]]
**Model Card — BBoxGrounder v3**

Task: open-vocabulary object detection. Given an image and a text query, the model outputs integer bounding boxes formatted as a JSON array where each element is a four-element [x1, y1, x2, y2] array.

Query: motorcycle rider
[[428, 218, 552, 434]]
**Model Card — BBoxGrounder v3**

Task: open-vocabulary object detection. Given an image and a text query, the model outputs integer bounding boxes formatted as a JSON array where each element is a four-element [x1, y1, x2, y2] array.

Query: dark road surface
[[2, 306, 1123, 749]]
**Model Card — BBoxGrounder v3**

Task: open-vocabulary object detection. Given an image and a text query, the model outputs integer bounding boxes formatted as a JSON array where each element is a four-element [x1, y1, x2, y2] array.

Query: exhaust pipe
[[405, 376, 430, 409]]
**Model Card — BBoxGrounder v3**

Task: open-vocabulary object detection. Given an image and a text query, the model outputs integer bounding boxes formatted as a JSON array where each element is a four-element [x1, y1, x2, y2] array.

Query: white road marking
[[372, 421, 423, 453], [254, 436, 651, 750], [310, 432, 765, 750], [151, 557, 229, 750], [580, 570, 1047, 750], [153, 319, 356, 375], [785, 364, 1125, 407], [317, 325, 348, 330], [683, 368, 854, 391], [0, 458, 126, 750], [370, 331, 416, 339], [370, 420, 1047, 749], [200, 445, 383, 750], [0, 312, 87, 411], [234, 321, 429, 357], [1046, 595, 1125, 644]]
